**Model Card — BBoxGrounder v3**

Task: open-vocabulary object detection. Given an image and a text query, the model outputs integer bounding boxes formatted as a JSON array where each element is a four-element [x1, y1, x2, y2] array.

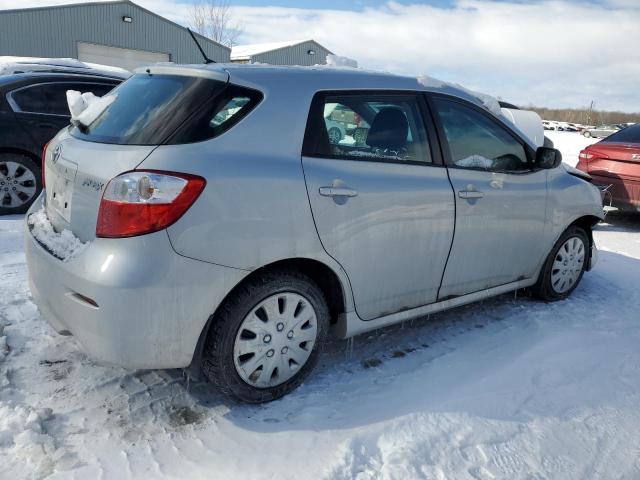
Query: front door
[[430, 95, 548, 299], [302, 91, 455, 320]]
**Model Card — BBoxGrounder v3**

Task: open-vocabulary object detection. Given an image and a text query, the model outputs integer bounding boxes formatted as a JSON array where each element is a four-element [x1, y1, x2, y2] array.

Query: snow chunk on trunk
[[326, 54, 358, 68], [66, 90, 116, 127], [27, 208, 88, 262]]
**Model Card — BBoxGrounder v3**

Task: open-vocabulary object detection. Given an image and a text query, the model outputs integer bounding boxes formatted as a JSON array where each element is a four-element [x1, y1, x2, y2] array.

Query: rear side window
[[602, 123, 640, 143], [71, 74, 262, 145], [10, 82, 115, 116], [303, 92, 432, 164], [433, 97, 530, 172]]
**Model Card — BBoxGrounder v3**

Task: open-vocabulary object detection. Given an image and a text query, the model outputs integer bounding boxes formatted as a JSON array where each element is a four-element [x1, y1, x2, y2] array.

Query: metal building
[[231, 40, 333, 66], [0, 0, 230, 71]]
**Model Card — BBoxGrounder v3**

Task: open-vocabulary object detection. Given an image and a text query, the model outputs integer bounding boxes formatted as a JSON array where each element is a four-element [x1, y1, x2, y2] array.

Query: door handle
[[319, 186, 358, 198], [458, 190, 484, 199]]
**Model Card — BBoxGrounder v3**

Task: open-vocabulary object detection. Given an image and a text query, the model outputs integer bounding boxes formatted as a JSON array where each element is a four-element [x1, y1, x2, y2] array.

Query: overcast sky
[[2, 0, 639, 112]]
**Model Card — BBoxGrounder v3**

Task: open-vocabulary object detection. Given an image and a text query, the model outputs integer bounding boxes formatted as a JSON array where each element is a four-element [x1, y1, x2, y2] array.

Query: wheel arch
[[0, 147, 42, 166], [568, 214, 600, 270], [188, 257, 350, 373]]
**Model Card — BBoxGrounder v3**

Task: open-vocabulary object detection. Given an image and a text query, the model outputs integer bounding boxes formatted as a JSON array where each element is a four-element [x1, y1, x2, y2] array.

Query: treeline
[[527, 106, 640, 125]]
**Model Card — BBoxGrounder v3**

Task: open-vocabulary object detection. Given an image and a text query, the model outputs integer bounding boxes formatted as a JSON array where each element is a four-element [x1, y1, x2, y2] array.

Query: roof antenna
[[187, 28, 215, 64]]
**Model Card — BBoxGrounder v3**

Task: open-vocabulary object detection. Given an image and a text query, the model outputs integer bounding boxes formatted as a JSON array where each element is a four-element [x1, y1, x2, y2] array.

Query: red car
[[577, 124, 640, 212]]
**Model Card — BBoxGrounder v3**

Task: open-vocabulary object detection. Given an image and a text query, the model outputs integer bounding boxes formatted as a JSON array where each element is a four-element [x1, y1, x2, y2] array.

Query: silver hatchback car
[[25, 64, 603, 402]]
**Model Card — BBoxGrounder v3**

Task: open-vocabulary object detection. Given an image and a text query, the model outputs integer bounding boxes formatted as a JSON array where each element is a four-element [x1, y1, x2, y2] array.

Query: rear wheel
[[0, 154, 41, 215], [202, 270, 329, 403], [583, 131, 592, 138], [532, 226, 589, 301]]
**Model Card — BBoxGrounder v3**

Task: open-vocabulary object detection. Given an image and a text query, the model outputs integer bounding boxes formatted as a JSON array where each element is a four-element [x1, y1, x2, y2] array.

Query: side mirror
[[535, 146, 562, 169]]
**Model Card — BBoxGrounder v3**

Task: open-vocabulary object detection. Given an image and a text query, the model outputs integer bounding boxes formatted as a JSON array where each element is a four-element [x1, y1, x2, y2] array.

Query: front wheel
[[532, 226, 589, 301], [583, 131, 592, 138], [202, 270, 329, 403]]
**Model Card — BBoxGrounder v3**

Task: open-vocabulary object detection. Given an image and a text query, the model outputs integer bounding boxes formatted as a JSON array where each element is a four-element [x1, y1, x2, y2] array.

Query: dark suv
[[0, 71, 123, 214]]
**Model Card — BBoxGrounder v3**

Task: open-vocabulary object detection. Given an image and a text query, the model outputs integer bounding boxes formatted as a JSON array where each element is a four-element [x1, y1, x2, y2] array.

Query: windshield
[[70, 74, 262, 145]]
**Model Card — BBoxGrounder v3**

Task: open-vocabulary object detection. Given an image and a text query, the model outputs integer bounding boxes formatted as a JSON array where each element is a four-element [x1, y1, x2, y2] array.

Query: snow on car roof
[[0, 56, 131, 79]]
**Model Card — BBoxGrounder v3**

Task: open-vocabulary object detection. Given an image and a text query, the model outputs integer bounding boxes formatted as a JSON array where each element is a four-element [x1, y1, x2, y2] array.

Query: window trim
[[426, 92, 538, 174], [6, 81, 117, 117], [302, 89, 444, 167]]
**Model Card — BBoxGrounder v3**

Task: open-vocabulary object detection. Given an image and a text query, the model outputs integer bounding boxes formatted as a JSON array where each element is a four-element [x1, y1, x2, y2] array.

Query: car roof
[[140, 62, 506, 119]]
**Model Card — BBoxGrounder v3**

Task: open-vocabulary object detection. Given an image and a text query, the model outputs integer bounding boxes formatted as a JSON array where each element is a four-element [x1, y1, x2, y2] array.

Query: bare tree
[[189, 0, 243, 47]]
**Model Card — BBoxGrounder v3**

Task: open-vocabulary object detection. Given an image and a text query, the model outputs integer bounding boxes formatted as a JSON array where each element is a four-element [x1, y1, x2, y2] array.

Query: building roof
[[0, 0, 230, 52], [231, 39, 329, 60]]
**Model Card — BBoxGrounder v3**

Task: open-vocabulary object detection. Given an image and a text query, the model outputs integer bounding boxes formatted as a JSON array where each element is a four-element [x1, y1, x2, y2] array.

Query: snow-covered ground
[[2, 132, 640, 479]]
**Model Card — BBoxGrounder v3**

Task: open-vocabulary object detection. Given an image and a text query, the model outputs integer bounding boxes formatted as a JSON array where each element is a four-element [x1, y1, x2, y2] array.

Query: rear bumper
[[589, 174, 640, 212], [25, 197, 247, 369]]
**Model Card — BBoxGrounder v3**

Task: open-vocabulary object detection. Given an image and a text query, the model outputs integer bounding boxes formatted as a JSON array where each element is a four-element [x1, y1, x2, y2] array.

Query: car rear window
[[601, 123, 640, 143], [70, 74, 262, 145]]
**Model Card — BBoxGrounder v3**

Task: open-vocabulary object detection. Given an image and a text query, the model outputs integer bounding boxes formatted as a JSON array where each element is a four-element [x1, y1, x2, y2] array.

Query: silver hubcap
[[0, 160, 37, 208], [233, 292, 318, 388], [551, 236, 585, 293]]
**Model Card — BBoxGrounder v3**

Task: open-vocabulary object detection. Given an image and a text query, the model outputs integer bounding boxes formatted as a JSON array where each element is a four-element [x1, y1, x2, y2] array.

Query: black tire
[[583, 131, 591, 138], [532, 226, 589, 301], [202, 269, 329, 403], [0, 153, 42, 215]]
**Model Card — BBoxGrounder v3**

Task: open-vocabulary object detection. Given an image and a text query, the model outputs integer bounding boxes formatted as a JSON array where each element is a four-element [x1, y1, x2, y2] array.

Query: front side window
[[303, 93, 432, 164], [434, 97, 530, 172], [10, 82, 115, 116]]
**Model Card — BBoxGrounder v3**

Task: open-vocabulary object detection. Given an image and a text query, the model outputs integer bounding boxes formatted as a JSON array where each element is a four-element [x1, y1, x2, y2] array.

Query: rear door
[[429, 95, 548, 299], [302, 91, 455, 321]]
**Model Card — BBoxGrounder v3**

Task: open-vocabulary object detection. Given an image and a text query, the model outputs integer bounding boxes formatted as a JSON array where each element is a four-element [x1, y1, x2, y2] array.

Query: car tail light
[[579, 150, 609, 161], [96, 170, 205, 238], [41, 142, 49, 188]]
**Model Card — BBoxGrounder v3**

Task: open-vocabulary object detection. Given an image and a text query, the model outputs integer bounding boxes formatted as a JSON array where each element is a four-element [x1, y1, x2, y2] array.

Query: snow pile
[[326, 54, 358, 68], [27, 208, 88, 261], [0, 404, 57, 477], [66, 90, 117, 127]]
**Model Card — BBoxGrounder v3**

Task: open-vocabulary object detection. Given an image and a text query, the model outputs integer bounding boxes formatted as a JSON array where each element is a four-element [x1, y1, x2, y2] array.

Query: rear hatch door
[[41, 68, 230, 242]]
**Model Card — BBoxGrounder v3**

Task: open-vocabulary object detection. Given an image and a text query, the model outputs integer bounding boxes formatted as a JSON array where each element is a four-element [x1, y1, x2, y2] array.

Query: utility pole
[[586, 100, 594, 126]]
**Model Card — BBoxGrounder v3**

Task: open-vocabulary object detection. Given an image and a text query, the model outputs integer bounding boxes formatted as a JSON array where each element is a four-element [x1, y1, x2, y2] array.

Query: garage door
[[77, 42, 170, 71]]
